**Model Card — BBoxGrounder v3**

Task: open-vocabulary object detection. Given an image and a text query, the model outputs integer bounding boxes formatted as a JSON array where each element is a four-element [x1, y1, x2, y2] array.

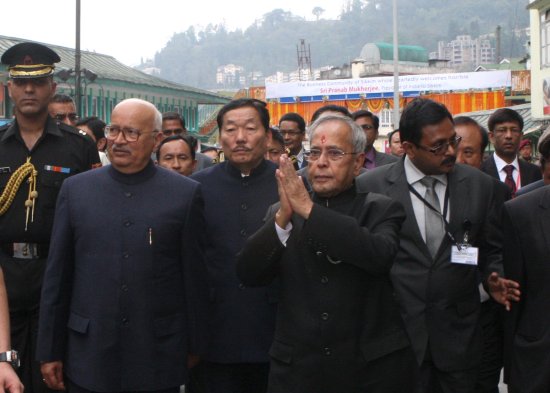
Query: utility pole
[[75, 0, 82, 116], [392, 0, 400, 129]]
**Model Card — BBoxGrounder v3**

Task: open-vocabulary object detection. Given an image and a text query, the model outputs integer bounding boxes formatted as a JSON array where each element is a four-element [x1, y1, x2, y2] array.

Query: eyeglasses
[[105, 125, 157, 142], [161, 128, 185, 137], [493, 126, 522, 135], [54, 113, 78, 122], [359, 124, 374, 130], [280, 130, 303, 137], [415, 135, 462, 156], [304, 148, 357, 161]]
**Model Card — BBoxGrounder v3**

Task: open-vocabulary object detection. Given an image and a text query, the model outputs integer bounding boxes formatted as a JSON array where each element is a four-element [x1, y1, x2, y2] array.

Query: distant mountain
[[151, 0, 530, 90]]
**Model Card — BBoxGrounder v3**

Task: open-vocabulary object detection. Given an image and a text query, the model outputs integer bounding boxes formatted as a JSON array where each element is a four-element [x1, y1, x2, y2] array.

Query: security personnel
[[0, 42, 100, 392]]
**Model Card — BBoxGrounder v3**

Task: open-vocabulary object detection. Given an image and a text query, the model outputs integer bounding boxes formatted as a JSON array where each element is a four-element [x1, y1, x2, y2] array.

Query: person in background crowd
[[160, 112, 214, 173], [266, 127, 285, 165], [279, 113, 307, 169], [518, 139, 533, 163], [156, 134, 197, 176], [388, 129, 405, 158], [37, 98, 209, 393], [515, 127, 550, 196], [201, 146, 220, 162], [237, 115, 417, 393], [190, 98, 279, 393], [48, 94, 78, 127], [357, 98, 520, 393], [76, 116, 110, 166], [0, 41, 100, 393], [454, 115, 511, 393], [481, 108, 541, 197], [352, 110, 398, 169]]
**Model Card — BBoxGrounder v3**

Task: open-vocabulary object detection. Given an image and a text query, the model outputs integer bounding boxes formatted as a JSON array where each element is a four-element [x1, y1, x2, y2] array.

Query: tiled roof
[[458, 103, 550, 135], [0, 35, 227, 103]]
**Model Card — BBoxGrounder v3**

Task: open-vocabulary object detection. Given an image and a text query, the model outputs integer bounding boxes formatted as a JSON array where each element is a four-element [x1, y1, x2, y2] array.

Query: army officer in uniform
[[0, 42, 100, 392]]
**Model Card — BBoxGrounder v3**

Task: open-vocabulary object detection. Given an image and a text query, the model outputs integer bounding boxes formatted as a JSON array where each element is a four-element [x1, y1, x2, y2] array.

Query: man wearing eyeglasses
[[237, 114, 417, 392], [159, 112, 215, 173], [352, 110, 398, 169], [37, 98, 209, 393], [279, 112, 307, 170], [356, 98, 520, 393], [0, 42, 100, 393], [48, 94, 79, 127], [480, 108, 541, 197]]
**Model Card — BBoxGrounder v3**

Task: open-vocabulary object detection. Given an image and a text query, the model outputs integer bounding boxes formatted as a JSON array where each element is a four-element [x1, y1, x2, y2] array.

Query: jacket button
[[321, 276, 329, 284], [241, 203, 248, 210], [240, 229, 247, 237], [121, 317, 129, 325], [316, 251, 323, 257], [238, 283, 245, 290], [122, 252, 129, 259], [324, 347, 331, 356], [121, 284, 128, 292], [321, 312, 329, 321], [123, 220, 132, 227], [124, 192, 132, 198]]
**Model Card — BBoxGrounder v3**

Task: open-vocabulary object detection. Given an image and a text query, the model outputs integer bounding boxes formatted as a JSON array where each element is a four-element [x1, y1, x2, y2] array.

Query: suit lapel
[[539, 187, 550, 253], [387, 161, 433, 264], [448, 166, 469, 243]]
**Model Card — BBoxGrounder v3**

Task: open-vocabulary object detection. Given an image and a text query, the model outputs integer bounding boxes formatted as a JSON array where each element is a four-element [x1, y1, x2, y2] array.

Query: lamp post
[[75, 0, 82, 116], [392, 0, 400, 129], [55, 68, 99, 117]]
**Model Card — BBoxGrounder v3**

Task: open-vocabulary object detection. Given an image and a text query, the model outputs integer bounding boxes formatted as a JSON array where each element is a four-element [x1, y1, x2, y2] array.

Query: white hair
[[307, 114, 366, 153]]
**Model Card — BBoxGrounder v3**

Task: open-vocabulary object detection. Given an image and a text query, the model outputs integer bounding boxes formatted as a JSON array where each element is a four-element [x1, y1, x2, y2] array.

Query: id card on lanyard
[[408, 182, 479, 265]]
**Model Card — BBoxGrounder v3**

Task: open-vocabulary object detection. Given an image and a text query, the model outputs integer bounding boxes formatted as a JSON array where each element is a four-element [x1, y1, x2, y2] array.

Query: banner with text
[[265, 70, 512, 99]]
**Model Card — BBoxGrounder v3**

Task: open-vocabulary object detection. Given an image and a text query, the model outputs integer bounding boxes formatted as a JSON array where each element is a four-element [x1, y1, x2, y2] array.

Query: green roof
[[374, 42, 429, 63], [0, 35, 228, 104]]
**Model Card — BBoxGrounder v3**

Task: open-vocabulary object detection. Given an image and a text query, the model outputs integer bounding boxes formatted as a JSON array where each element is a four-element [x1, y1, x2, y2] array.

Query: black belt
[[0, 243, 49, 259]]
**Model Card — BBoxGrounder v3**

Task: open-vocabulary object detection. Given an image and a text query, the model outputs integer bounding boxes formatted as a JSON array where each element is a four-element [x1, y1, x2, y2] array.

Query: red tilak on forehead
[[321, 135, 326, 144]]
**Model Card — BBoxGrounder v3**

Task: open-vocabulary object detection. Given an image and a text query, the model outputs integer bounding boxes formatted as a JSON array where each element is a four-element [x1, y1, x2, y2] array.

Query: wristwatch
[[0, 351, 19, 369]]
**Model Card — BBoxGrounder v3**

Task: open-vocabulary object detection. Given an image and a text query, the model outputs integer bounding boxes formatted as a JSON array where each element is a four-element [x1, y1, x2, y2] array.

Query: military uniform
[[0, 41, 100, 392], [0, 117, 100, 390]]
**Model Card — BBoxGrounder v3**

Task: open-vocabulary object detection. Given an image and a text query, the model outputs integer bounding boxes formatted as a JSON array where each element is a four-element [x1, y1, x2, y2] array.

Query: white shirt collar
[[493, 153, 519, 174], [404, 155, 448, 186]]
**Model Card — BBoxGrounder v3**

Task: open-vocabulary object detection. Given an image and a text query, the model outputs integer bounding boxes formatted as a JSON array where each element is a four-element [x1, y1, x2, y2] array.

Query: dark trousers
[[474, 300, 503, 393], [418, 358, 477, 393], [187, 362, 269, 393], [0, 253, 53, 393], [359, 346, 419, 393], [67, 378, 180, 393]]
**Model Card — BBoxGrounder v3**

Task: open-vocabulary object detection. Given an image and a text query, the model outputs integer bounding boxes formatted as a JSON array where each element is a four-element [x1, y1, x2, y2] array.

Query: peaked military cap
[[1, 42, 60, 79]]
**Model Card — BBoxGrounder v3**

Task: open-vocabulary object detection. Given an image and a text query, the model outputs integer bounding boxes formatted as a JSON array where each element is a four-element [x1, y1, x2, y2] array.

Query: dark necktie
[[503, 165, 516, 197], [420, 176, 444, 258]]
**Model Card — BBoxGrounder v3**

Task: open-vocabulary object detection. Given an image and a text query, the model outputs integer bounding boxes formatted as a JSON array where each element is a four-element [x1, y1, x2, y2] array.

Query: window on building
[[541, 9, 550, 68]]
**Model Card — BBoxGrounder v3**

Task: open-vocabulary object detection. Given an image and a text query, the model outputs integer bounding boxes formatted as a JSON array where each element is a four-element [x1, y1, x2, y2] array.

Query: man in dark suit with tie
[[502, 185, 550, 393], [37, 99, 209, 392], [352, 110, 398, 169], [356, 98, 519, 393], [279, 113, 307, 170], [480, 108, 541, 196]]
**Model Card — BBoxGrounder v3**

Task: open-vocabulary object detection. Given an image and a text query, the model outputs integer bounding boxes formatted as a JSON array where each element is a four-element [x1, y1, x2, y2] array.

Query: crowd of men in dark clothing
[[0, 41, 549, 393]]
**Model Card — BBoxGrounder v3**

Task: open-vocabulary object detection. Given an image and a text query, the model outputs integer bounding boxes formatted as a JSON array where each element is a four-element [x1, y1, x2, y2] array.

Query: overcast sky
[[2, 0, 343, 66]]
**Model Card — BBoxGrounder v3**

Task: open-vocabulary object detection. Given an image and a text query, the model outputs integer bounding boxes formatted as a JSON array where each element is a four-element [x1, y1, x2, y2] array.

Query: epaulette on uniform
[[57, 123, 90, 139]]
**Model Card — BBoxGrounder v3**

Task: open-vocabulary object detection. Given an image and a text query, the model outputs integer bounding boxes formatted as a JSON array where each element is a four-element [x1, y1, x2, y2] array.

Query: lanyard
[[407, 181, 460, 247]]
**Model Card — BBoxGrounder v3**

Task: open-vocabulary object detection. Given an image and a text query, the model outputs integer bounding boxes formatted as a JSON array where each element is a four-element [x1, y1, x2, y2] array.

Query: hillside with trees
[[152, 0, 530, 89]]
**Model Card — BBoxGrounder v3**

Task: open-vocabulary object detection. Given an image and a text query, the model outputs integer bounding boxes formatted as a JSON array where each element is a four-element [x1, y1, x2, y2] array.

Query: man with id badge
[[357, 98, 520, 393]]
